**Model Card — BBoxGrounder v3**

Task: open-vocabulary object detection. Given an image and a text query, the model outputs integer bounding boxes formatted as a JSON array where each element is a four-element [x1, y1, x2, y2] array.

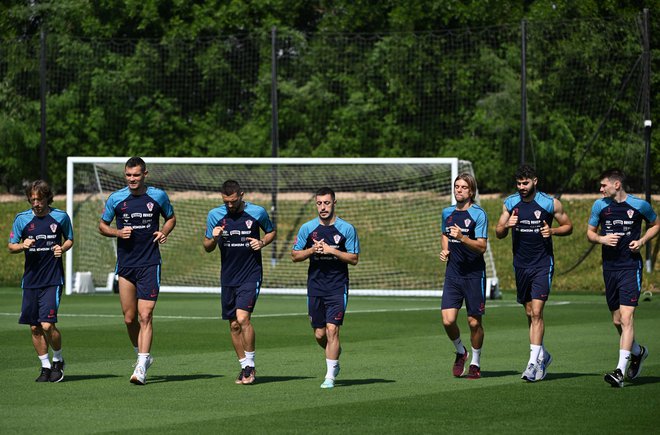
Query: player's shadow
[[480, 370, 518, 378], [622, 376, 660, 387], [253, 375, 315, 384], [60, 374, 121, 382], [539, 372, 601, 381], [334, 378, 395, 387], [148, 374, 223, 383]]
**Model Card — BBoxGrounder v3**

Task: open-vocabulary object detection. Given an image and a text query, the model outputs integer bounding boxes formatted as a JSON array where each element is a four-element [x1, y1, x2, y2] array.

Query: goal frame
[[66, 156, 499, 297]]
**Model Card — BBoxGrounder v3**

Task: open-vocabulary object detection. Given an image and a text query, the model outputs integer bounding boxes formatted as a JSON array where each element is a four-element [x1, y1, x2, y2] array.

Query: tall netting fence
[[0, 15, 650, 194]]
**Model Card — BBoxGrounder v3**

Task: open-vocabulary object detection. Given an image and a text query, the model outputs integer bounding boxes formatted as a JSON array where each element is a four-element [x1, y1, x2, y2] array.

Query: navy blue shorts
[[308, 289, 348, 328], [117, 265, 161, 301], [19, 285, 62, 325], [441, 276, 486, 316], [604, 268, 642, 311], [221, 281, 260, 320], [515, 266, 553, 304]]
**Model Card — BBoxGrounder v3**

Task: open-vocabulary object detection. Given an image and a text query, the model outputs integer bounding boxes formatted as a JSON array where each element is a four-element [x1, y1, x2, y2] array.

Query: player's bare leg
[[232, 309, 256, 384], [320, 324, 341, 389], [443, 308, 469, 377], [118, 277, 140, 349]]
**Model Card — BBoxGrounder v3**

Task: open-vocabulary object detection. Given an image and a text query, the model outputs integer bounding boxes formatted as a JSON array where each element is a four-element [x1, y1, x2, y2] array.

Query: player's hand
[[212, 225, 224, 239], [629, 239, 643, 253], [449, 224, 464, 240], [439, 249, 450, 262], [153, 231, 168, 244], [22, 238, 35, 250], [540, 222, 552, 238], [247, 237, 264, 251], [506, 209, 519, 228], [312, 238, 324, 254], [117, 226, 132, 239], [52, 244, 63, 257], [600, 234, 620, 247]]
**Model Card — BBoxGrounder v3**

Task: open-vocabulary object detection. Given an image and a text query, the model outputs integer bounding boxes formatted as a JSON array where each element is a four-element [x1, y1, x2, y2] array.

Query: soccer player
[[8, 180, 73, 383], [587, 168, 659, 388], [495, 164, 572, 382], [439, 174, 488, 380], [203, 180, 276, 385], [98, 157, 176, 385], [291, 187, 360, 389]]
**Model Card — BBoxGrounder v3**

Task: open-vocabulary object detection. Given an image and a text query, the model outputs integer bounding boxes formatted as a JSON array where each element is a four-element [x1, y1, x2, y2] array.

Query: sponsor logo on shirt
[[121, 202, 128, 211], [28, 223, 36, 232]]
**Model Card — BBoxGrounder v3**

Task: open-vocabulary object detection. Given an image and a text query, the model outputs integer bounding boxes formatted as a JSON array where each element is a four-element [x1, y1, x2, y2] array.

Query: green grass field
[[1, 288, 659, 434]]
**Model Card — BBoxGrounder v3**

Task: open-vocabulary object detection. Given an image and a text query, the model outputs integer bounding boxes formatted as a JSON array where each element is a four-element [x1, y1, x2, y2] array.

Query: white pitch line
[[0, 301, 572, 321]]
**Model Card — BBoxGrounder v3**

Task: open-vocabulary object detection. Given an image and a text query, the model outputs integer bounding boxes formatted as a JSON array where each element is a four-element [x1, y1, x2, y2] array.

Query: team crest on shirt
[[464, 219, 471, 227], [333, 234, 341, 244], [245, 219, 253, 229], [50, 224, 58, 233], [146, 202, 154, 212], [627, 209, 634, 218], [534, 210, 542, 219]]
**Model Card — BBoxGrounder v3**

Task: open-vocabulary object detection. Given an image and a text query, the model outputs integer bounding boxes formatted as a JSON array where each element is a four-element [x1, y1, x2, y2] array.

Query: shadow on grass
[[251, 375, 316, 384], [335, 378, 395, 387], [542, 372, 601, 381], [61, 374, 121, 381], [148, 374, 223, 383], [481, 370, 519, 378], [624, 376, 660, 387]]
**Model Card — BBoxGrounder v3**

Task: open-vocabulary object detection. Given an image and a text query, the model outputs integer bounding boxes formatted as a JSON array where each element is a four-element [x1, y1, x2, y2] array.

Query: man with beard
[[587, 168, 659, 387], [203, 180, 276, 385], [439, 173, 488, 379], [496, 164, 573, 382], [292, 187, 360, 389]]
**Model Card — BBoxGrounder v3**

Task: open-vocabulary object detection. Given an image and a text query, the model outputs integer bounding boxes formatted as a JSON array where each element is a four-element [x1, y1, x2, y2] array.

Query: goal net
[[66, 157, 499, 297]]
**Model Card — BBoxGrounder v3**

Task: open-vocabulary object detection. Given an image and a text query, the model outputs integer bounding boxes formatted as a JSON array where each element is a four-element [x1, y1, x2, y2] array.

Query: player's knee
[[138, 311, 153, 325], [30, 324, 43, 335], [467, 317, 482, 330], [40, 322, 54, 333], [229, 320, 242, 334], [314, 329, 326, 341]]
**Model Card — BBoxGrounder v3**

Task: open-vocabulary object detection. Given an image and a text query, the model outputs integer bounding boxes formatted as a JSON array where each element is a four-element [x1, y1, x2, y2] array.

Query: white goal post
[[66, 157, 499, 297]]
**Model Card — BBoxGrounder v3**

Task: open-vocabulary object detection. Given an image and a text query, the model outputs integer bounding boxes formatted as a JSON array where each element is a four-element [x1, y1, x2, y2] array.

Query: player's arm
[[8, 239, 33, 254], [587, 224, 620, 246], [495, 204, 514, 239], [318, 242, 359, 265], [630, 216, 660, 252], [99, 219, 131, 239], [153, 214, 176, 244], [549, 198, 573, 236], [52, 238, 74, 258], [439, 233, 450, 262], [291, 246, 315, 262]]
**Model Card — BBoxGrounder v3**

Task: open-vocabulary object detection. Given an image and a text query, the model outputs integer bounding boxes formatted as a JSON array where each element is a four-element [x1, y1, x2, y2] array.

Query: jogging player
[[99, 157, 176, 385], [8, 180, 73, 382], [440, 173, 488, 379], [203, 180, 276, 385], [587, 168, 659, 388], [292, 187, 360, 389], [495, 164, 573, 382]]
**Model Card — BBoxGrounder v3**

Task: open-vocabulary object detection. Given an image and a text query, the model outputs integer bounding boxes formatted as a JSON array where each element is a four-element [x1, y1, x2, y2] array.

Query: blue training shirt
[[441, 204, 488, 278], [205, 202, 274, 286], [503, 191, 555, 268], [10, 208, 74, 289], [588, 195, 657, 271], [101, 186, 174, 268], [293, 217, 360, 296]]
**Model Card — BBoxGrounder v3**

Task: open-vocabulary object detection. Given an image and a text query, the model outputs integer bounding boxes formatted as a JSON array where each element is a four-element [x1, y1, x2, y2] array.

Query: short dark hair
[[315, 187, 335, 201], [125, 157, 147, 173], [515, 164, 537, 180], [600, 168, 626, 184], [26, 180, 54, 205], [455, 173, 478, 201], [221, 180, 242, 196]]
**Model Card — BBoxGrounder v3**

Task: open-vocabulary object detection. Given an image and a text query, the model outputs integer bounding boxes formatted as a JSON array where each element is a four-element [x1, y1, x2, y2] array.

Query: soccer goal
[[65, 157, 499, 297]]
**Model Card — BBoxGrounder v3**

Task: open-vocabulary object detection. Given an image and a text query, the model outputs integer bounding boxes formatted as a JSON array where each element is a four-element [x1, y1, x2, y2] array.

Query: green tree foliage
[[0, 1, 656, 193]]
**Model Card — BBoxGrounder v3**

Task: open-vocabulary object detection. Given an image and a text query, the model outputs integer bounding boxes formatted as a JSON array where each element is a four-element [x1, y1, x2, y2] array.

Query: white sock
[[137, 353, 150, 368], [52, 349, 63, 362], [617, 349, 631, 373], [471, 347, 481, 367], [325, 358, 339, 380], [528, 345, 542, 365], [452, 338, 465, 354], [239, 357, 249, 369], [631, 341, 641, 356], [245, 351, 255, 368], [39, 354, 51, 369]]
